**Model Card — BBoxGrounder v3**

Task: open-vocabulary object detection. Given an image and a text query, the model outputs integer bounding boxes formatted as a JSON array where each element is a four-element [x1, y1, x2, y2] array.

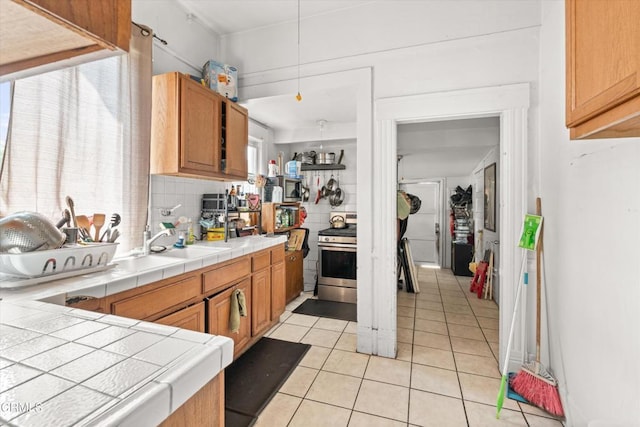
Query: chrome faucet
[[143, 226, 176, 255]]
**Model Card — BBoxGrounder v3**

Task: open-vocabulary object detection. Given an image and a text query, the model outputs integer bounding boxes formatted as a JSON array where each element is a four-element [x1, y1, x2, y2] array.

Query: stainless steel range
[[317, 211, 357, 303]]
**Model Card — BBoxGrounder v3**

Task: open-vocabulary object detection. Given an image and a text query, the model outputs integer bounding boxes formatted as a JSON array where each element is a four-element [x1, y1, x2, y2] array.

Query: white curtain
[[0, 25, 153, 254]]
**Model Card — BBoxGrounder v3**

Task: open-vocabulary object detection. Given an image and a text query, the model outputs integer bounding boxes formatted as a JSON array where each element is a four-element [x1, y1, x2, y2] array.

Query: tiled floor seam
[[436, 278, 472, 427]]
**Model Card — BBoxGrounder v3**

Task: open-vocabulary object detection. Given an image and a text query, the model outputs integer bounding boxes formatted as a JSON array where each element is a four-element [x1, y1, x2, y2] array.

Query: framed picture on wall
[[484, 163, 496, 231]]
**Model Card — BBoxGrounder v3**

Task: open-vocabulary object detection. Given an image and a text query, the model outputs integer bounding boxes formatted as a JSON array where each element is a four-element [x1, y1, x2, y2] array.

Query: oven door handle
[[318, 243, 357, 252]]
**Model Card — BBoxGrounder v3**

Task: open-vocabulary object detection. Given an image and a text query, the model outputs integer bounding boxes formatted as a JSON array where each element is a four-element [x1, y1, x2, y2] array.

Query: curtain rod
[[132, 21, 167, 45]]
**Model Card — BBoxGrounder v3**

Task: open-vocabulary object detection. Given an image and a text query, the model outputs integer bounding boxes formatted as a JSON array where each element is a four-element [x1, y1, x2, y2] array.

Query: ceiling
[[175, 0, 362, 136], [177, 1, 374, 36], [170, 1, 498, 174]]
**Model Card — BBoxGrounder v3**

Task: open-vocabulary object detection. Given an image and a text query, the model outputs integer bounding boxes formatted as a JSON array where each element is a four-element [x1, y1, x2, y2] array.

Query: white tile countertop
[[0, 299, 232, 426], [0, 234, 287, 303], [0, 234, 287, 426]]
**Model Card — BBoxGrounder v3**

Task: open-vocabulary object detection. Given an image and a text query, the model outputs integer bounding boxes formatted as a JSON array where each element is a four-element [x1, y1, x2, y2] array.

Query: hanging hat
[[407, 194, 422, 214]]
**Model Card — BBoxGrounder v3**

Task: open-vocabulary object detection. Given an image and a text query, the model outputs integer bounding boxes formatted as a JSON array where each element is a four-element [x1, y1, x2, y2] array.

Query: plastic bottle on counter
[[174, 233, 185, 248], [186, 218, 195, 245], [268, 160, 277, 177]]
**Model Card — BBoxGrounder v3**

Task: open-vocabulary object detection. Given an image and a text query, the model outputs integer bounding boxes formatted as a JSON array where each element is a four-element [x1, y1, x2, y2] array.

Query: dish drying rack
[[0, 243, 118, 288]]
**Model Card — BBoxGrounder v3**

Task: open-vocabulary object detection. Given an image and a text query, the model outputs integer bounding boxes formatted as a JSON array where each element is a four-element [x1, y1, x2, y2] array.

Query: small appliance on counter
[[264, 176, 302, 202]]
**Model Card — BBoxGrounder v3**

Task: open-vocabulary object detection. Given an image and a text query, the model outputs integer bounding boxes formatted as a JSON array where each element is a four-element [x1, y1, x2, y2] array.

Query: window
[[247, 143, 258, 177], [0, 82, 10, 165], [0, 25, 152, 254]]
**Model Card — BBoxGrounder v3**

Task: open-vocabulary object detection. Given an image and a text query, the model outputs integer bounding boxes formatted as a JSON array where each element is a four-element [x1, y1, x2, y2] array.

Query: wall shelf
[[300, 164, 345, 171]]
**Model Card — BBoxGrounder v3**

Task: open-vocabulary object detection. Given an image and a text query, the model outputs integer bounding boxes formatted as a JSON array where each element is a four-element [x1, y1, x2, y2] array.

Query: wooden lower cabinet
[[271, 260, 286, 321], [160, 371, 224, 427], [206, 278, 252, 357], [203, 255, 251, 295], [110, 273, 201, 321], [251, 268, 271, 337], [285, 250, 304, 304], [156, 302, 205, 333]]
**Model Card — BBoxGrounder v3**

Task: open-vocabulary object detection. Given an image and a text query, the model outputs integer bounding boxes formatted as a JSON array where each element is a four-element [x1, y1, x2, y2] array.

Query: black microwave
[[265, 176, 302, 202]]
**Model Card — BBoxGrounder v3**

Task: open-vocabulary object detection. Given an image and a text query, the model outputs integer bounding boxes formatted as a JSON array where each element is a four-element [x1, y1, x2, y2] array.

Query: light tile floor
[[257, 267, 565, 427]]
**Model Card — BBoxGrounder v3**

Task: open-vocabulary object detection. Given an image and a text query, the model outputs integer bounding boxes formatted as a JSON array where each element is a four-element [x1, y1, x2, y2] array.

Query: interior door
[[399, 182, 440, 265]]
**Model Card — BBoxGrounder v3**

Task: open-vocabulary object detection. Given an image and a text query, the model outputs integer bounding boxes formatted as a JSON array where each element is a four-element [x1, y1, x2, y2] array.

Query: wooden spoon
[[76, 215, 92, 241], [92, 213, 105, 243]]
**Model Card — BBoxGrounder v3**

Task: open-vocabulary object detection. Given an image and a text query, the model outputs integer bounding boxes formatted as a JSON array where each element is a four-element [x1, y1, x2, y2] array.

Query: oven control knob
[[323, 237, 330, 242]]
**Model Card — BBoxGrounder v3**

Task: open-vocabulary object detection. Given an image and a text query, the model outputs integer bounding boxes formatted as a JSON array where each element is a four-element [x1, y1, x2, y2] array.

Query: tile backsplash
[[148, 175, 228, 247]]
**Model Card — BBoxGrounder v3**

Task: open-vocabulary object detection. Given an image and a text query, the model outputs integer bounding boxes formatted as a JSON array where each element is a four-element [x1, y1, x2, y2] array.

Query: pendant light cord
[[296, 0, 302, 101]]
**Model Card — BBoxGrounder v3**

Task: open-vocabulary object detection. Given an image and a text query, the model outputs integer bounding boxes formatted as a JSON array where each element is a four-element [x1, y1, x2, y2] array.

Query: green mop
[[497, 211, 543, 418], [496, 255, 527, 418]]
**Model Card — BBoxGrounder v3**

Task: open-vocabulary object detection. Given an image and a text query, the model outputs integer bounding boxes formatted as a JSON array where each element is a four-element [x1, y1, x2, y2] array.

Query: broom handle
[[536, 197, 542, 363]]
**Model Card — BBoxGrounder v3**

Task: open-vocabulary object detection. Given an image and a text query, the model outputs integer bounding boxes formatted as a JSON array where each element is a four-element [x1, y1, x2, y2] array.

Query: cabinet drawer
[[252, 250, 270, 272], [203, 256, 251, 294], [271, 244, 285, 263], [111, 275, 201, 320], [156, 302, 205, 333]]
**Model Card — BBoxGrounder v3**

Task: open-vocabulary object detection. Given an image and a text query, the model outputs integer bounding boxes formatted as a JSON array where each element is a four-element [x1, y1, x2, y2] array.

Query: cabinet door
[[156, 302, 205, 333], [251, 268, 271, 336], [180, 76, 222, 174], [111, 274, 201, 321], [207, 279, 252, 357], [285, 250, 304, 304], [566, 0, 640, 138], [271, 260, 286, 320], [224, 101, 248, 179], [203, 256, 251, 295]]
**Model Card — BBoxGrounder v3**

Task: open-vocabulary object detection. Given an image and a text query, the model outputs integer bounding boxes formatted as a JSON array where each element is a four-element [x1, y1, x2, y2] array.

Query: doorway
[[398, 181, 441, 267], [374, 84, 530, 371]]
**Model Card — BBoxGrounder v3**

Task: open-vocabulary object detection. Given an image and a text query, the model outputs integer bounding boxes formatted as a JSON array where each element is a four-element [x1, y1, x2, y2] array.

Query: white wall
[[226, 1, 540, 360], [132, 0, 221, 76], [274, 140, 357, 292], [539, 2, 640, 426]]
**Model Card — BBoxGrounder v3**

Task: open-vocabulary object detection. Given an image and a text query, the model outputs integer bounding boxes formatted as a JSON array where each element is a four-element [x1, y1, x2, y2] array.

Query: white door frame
[[371, 84, 529, 371]]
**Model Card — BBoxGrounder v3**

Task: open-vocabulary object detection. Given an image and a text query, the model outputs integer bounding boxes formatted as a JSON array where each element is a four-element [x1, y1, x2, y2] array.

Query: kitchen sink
[[112, 254, 182, 272], [154, 245, 230, 259]]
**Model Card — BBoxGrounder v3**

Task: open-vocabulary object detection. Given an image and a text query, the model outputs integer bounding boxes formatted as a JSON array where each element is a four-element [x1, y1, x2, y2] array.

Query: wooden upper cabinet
[[0, 0, 131, 81], [180, 75, 222, 174], [151, 72, 222, 178], [566, 0, 640, 139], [223, 101, 249, 180], [151, 72, 249, 181]]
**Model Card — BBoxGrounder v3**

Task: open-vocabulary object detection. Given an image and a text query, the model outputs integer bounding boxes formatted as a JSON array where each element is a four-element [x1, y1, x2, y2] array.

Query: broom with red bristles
[[510, 198, 564, 417]]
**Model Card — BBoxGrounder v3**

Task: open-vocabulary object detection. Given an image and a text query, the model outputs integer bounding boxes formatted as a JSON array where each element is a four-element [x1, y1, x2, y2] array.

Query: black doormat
[[292, 299, 357, 322], [225, 337, 310, 427]]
